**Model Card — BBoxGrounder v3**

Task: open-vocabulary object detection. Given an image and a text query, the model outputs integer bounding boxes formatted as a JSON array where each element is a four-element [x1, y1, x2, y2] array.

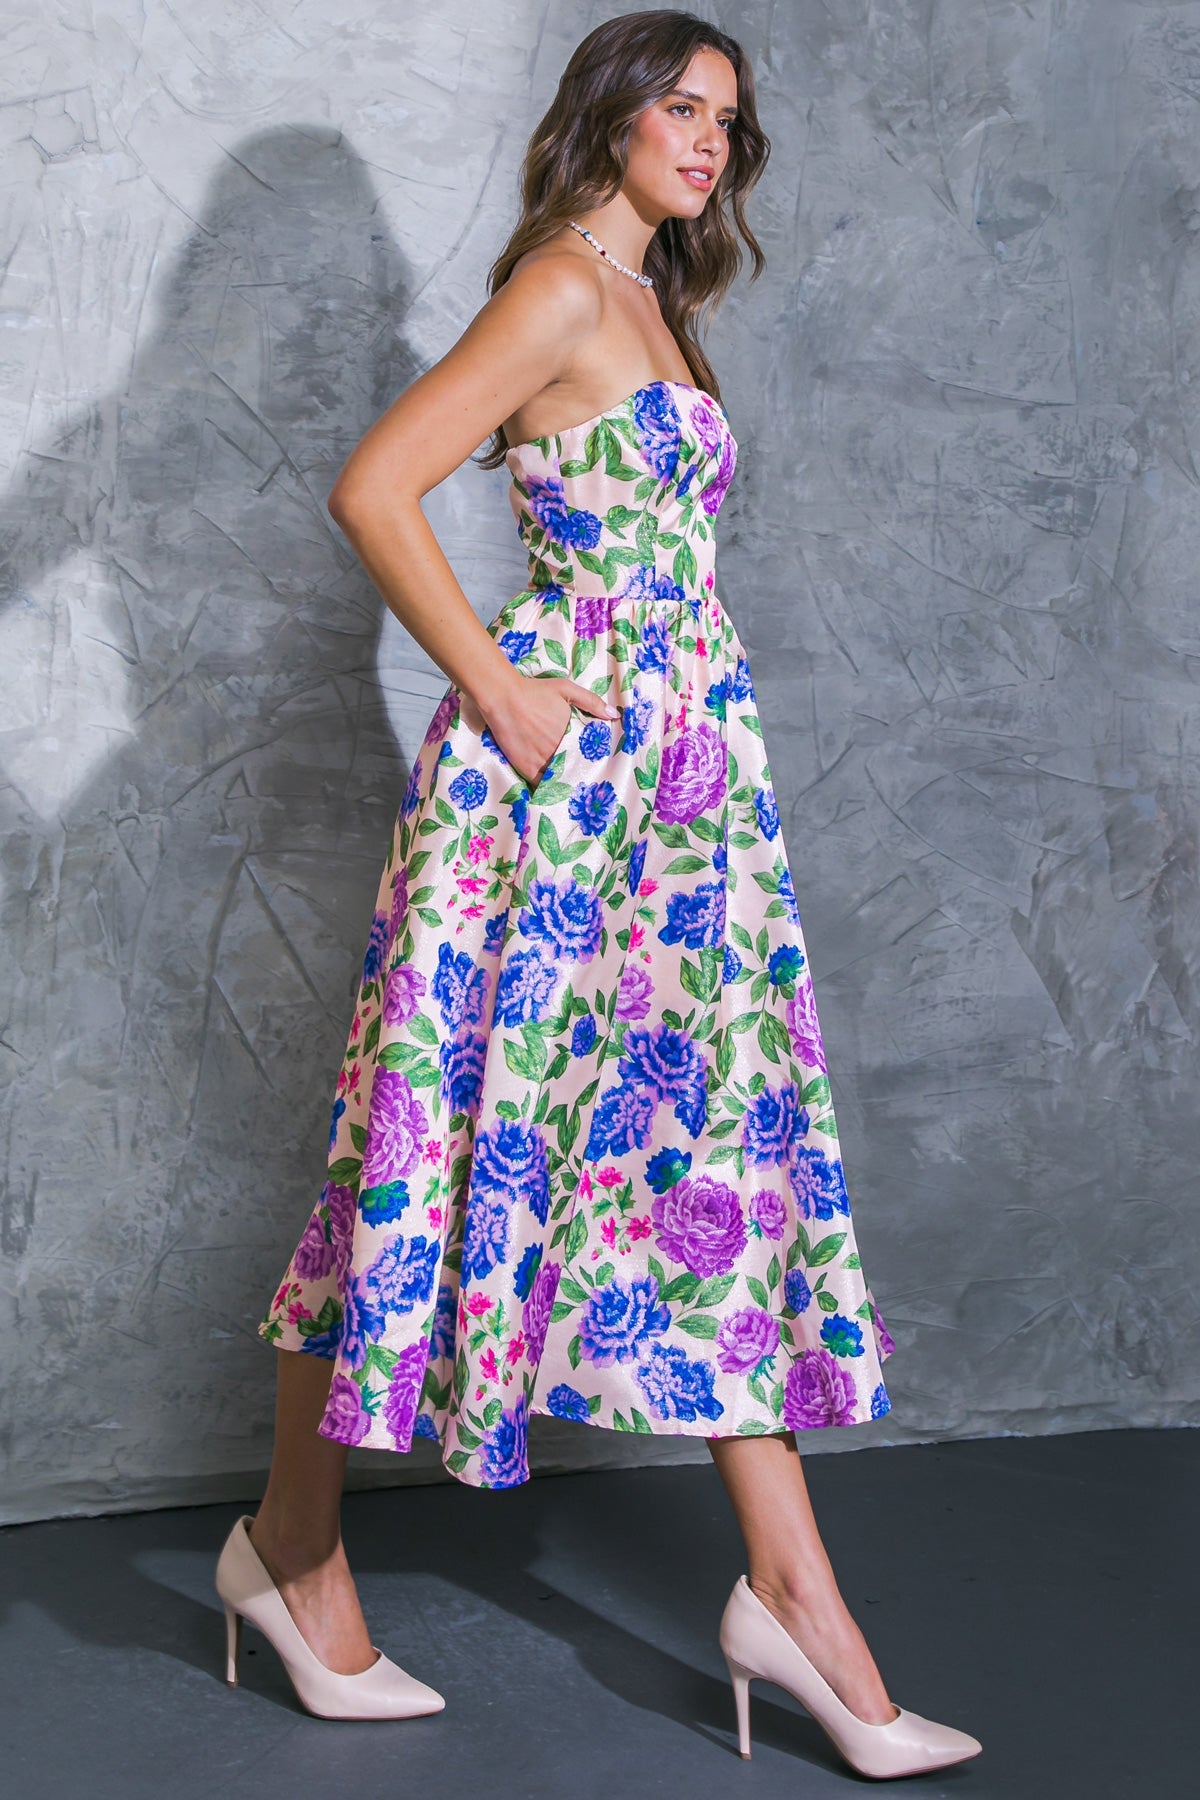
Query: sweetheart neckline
[[504, 379, 727, 456]]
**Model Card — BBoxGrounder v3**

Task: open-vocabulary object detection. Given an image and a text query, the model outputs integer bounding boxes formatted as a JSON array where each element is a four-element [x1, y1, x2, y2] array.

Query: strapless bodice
[[504, 379, 737, 609]]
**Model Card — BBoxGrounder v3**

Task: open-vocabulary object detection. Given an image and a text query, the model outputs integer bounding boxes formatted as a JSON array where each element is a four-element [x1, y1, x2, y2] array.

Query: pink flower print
[[457, 872, 488, 895], [336, 1068, 348, 1094], [428, 1205, 443, 1230], [638, 877, 658, 897], [628, 1215, 651, 1241], [705, 569, 715, 589], [696, 636, 707, 658], [596, 1165, 625, 1189], [479, 1346, 499, 1382], [505, 1332, 526, 1366], [347, 1062, 361, 1092], [286, 1300, 314, 1325], [467, 1291, 493, 1317], [600, 1216, 618, 1249], [272, 1281, 292, 1311], [351, 1011, 361, 1040], [629, 921, 645, 950], [466, 832, 493, 865]]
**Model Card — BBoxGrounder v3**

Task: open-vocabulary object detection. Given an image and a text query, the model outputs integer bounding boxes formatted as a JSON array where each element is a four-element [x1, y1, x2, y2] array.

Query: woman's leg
[[247, 1349, 378, 1674], [706, 1431, 899, 1725]]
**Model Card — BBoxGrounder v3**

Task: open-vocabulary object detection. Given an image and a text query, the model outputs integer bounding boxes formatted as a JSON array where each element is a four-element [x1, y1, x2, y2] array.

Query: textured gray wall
[[2, 1, 1196, 1525]]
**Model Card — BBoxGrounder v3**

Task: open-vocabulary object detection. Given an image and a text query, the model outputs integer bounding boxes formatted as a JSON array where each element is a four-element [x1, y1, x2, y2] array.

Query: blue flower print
[[499, 627, 538, 664], [578, 1272, 672, 1366], [547, 1383, 591, 1423], [754, 787, 779, 840], [769, 945, 805, 988], [461, 1191, 511, 1280], [328, 1094, 346, 1150], [645, 1146, 692, 1194], [789, 1144, 851, 1221], [870, 1383, 891, 1419], [571, 1013, 597, 1057], [635, 1343, 724, 1423], [517, 875, 604, 963], [513, 1242, 543, 1302], [632, 383, 682, 483], [659, 879, 726, 950], [365, 1234, 439, 1318], [494, 945, 560, 1027], [822, 1312, 865, 1357], [448, 767, 488, 812], [722, 945, 742, 984], [784, 1267, 812, 1314], [584, 1081, 659, 1159], [578, 718, 613, 761], [431, 940, 490, 1029], [480, 1395, 529, 1487], [569, 781, 619, 837], [361, 911, 390, 986]]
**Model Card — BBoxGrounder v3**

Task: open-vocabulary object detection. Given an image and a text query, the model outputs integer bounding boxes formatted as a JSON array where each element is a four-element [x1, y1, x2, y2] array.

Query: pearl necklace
[[567, 218, 654, 288]]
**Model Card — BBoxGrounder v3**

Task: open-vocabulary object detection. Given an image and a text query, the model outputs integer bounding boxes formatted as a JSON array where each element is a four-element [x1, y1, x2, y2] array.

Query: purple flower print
[[382, 1340, 429, 1450], [635, 1343, 724, 1422], [688, 396, 725, 458], [522, 1261, 561, 1363], [382, 961, 426, 1027], [742, 1081, 803, 1168], [654, 722, 727, 824], [749, 1188, 786, 1240], [517, 875, 604, 963], [634, 614, 671, 675], [526, 472, 601, 550], [716, 1306, 780, 1374], [293, 1211, 335, 1281], [578, 1272, 672, 1366], [319, 1373, 371, 1446], [575, 594, 615, 638], [431, 941, 490, 1030], [327, 1181, 357, 1284], [651, 1173, 747, 1277], [425, 690, 457, 745], [702, 430, 736, 516], [874, 1306, 896, 1358], [787, 1142, 850, 1222], [388, 865, 410, 938], [786, 974, 827, 1075], [616, 961, 653, 1021], [480, 1394, 529, 1487], [361, 1068, 429, 1190], [782, 1348, 859, 1430]]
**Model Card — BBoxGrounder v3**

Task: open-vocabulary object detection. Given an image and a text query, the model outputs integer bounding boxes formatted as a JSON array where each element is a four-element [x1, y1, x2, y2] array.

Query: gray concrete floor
[[0, 1427, 1188, 1798]]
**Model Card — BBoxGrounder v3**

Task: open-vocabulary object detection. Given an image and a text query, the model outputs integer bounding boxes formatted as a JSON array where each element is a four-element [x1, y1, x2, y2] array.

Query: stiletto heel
[[718, 1574, 982, 1779], [724, 1653, 753, 1759], [214, 1513, 446, 1721], [223, 1600, 242, 1686]]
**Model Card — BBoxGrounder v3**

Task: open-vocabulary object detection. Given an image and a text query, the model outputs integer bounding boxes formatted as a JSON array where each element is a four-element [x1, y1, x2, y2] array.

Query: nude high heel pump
[[719, 1575, 982, 1779], [215, 1514, 446, 1721]]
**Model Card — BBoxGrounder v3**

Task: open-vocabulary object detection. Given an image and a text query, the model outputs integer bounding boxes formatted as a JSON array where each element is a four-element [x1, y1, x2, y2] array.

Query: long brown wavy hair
[[473, 9, 770, 471]]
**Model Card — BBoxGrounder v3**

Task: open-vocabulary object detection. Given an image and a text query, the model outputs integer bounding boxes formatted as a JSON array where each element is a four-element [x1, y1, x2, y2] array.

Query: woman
[[216, 11, 981, 1780]]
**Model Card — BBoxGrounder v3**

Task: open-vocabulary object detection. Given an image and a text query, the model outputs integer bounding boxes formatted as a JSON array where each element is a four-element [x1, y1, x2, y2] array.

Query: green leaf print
[[349, 1123, 367, 1153], [660, 1272, 701, 1304], [676, 1313, 720, 1338], [808, 1232, 847, 1267], [630, 1409, 654, 1434], [328, 1157, 362, 1186], [746, 1276, 770, 1309], [565, 1209, 588, 1262], [363, 1014, 381, 1058], [695, 1273, 739, 1307], [817, 1291, 840, 1313]]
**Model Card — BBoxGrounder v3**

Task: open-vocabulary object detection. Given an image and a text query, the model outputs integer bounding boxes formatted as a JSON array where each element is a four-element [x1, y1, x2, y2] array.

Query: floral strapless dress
[[257, 378, 896, 1487]]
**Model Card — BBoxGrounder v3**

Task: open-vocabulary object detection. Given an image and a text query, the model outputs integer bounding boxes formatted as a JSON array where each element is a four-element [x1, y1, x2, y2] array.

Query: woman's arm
[[327, 256, 619, 784]]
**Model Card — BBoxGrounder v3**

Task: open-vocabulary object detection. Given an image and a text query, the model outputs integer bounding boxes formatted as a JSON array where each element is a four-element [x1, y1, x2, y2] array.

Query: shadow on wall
[[0, 127, 424, 1501]]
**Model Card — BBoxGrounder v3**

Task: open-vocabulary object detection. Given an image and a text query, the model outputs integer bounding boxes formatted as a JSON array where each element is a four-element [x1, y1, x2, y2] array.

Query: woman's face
[[625, 47, 738, 220]]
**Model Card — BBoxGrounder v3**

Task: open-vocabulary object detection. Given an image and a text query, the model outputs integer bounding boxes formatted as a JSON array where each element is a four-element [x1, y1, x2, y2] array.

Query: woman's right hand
[[460, 670, 618, 788]]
